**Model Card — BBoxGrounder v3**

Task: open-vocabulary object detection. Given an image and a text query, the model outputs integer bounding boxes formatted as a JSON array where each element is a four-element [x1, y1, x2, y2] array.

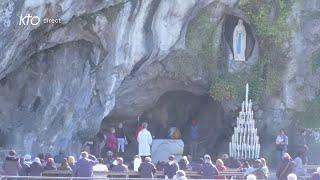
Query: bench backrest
[[42, 169, 244, 178]]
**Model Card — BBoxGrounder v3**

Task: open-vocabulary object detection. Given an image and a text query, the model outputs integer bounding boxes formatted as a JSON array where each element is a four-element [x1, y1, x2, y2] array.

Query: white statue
[[233, 19, 246, 61]]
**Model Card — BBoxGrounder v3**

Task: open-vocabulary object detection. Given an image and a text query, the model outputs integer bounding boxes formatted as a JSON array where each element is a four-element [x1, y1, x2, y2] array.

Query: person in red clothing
[[135, 124, 144, 139], [106, 127, 118, 155], [215, 159, 227, 179]]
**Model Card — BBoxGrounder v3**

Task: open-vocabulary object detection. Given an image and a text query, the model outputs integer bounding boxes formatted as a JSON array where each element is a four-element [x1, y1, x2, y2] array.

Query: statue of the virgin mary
[[233, 19, 246, 61]]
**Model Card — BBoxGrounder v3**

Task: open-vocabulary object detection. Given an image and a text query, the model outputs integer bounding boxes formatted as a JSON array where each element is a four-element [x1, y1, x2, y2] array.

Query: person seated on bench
[[29, 157, 44, 176], [311, 167, 320, 180], [246, 174, 256, 180], [73, 151, 98, 178], [215, 159, 227, 180], [44, 158, 57, 171], [93, 158, 108, 172], [287, 173, 297, 180], [178, 156, 191, 170], [58, 158, 72, 171], [112, 157, 128, 172], [200, 154, 218, 179], [138, 157, 156, 178], [176, 170, 187, 180], [111, 157, 128, 179], [164, 155, 179, 179]]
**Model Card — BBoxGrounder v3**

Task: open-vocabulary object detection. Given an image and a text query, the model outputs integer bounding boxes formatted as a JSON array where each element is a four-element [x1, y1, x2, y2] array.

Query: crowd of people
[[2, 148, 320, 179], [1, 122, 319, 179]]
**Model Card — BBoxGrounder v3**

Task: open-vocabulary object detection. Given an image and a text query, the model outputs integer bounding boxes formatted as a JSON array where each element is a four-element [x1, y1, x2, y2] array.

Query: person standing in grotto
[[137, 122, 153, 161], [296, 129, 308, 164], [275, 128, 289, 161], [93, 129, 106, 158], [189, 119, 199, 159], [116, 122, 126, 155], [106, 127, 118, 155]]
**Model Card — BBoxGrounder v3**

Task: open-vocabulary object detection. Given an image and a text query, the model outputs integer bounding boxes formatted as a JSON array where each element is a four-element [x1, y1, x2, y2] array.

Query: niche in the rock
[[223, 15, 255, 60], [140, 91, 235, 157]]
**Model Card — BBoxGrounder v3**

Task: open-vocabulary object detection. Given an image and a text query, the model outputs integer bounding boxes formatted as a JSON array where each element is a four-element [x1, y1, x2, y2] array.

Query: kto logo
[[19, 14, 40, 26]]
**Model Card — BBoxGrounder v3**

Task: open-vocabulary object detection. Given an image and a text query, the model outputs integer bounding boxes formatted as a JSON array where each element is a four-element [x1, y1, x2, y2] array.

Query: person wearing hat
[[164, 155, 179, 179], [2, 149, 21, 176], [189, 119, 199, 159], [29, 157, 44, 176], [200, 154, 218, 179]]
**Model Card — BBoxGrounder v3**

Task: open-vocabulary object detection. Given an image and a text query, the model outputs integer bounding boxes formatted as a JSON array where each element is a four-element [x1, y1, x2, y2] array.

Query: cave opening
[[140, 91, 235, 157], [100, 90, 236, 160]]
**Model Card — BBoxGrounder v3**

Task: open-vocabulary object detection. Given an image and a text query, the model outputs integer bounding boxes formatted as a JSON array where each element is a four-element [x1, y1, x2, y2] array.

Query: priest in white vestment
[[137, 122, 153, 160]]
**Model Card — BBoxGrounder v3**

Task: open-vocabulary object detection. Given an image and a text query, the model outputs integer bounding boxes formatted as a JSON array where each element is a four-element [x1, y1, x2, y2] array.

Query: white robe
[[137, 128, 153, 156]]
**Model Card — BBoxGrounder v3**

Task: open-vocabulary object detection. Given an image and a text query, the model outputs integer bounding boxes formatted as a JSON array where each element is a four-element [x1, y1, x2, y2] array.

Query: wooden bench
[[42, 169, 245, 179]]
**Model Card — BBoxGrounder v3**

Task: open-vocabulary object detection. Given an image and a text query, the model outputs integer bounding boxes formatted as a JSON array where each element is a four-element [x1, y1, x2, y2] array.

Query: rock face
[[0, 0, 319, 161]]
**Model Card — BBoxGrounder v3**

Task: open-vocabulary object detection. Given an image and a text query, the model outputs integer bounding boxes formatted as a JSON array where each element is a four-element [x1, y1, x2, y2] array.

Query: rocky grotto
[[0, 0, 320, 165]]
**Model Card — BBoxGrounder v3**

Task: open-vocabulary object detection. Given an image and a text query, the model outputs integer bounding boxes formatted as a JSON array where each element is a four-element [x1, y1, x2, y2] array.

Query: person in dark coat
[[276, 153, 296, 180], [178, 156, 191, 170], [44, 158, 57, 171], [116, 122, 126, 154], [36, 153, 46, 166], [73, 151, 98, 178], [111, 157, 128, 172], [163, 155, 179, 179], [188, 156, 203, 172], [19, 154, 32, 176], [2, 150, 21, 176], [29, 157, 44, 176], [200, 154, 218, 179], [111, 157, 128, 179], [138, 157, 156, 178], [54, 150, 65, 164]]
